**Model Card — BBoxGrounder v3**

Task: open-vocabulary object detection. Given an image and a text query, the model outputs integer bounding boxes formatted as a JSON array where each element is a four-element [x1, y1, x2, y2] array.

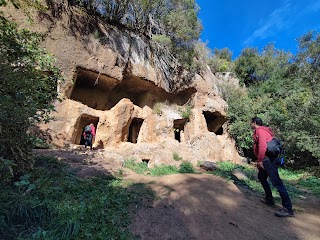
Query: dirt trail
[[34, 149, 320, 240], [127, 173, 320, 240]]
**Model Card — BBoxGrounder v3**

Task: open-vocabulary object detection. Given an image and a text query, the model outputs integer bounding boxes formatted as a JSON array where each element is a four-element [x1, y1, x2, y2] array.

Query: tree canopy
[[226, 32, 320, 167]]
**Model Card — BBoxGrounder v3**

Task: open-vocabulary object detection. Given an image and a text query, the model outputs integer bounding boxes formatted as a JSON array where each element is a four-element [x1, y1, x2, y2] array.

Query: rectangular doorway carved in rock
[[128, 118, 144, 143], [202, 111, 226, 135], [174, 119, 187, 142], [73, 114, 99, 145]]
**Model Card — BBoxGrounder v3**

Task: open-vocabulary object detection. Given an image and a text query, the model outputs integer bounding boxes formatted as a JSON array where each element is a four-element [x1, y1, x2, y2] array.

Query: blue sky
[[197, 0, 320, 59]]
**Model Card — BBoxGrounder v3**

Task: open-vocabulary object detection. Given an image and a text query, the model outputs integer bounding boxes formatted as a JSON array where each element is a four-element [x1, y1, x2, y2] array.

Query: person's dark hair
[[251, 117, 263, 126]]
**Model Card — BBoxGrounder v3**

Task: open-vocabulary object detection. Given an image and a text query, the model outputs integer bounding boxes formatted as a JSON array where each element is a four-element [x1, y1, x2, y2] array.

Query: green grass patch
[[149, 165, 179, 176], [277, 168, 320, 196], [124, 159, 196, 176], [124, 158, 148, 174], [298, 177, 320, 195], [0, 156, 155, 240], [210, 161, 314, 199]]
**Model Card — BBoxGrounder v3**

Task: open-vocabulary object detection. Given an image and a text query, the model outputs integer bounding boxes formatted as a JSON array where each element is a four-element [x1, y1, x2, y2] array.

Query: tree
[[71, 0, 203, 71], [234, 45, 291, 86], [228, 34, 320, 167], [208, 47, 233, 73], [0, 2, 61, 180], [213, 48, 232, 61]]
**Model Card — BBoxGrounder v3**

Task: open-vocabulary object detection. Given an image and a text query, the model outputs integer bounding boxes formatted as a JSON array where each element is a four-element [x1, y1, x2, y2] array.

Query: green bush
[[30, 136, 50, 149], [179, 105, 192, 120], [0, 14, 61, 178], [152, 34, 172, 49], [217, 161, 237, 172], [178, 162, 195, 173], [229, 35, 320, 166], [172, 152, 182, 161], [124, 158, 148, 174]]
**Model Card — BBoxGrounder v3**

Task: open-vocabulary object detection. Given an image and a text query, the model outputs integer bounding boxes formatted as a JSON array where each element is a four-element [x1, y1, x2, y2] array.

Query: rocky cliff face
[[3, 3, 242, 165]]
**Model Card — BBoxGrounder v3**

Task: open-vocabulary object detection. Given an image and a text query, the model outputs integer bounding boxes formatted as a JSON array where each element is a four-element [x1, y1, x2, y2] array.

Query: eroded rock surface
[[3, 3, 242, 165]]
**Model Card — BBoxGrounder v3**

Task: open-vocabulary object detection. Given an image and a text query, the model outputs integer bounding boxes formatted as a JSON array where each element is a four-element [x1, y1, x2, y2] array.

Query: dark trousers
[[258, 157, 293, 211], [84, 133, 93, 149]]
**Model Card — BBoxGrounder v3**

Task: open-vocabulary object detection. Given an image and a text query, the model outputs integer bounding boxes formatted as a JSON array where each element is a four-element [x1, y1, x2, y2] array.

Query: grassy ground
[[0, 156, 155, 240], [124, 158, 320, 198], [211, 161, 320, 198], [124, 159, 195, 176]]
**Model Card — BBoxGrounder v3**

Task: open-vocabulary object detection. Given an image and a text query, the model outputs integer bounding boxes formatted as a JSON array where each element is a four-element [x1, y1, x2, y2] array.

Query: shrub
[[0, 15, 61, 178], [217, 161, 237, 172], [152, 102, 162, 115], [152, 34, 172, 49], [179, 105, 192, 120], [178, 162, 195, 173], [30, 136, 50, 149], [172, 152, 182, 161], [124, 158, 148, 174]]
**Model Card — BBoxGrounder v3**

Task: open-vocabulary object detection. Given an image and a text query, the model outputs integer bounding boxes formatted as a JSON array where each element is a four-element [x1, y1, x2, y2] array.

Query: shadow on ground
[[128, 173, 320, 240], [33, 148, 122, 178], [31, 150, 320, 240]]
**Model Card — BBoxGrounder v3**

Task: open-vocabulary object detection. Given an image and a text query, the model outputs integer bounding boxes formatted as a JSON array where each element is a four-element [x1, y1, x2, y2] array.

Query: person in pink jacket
[[251, 117, 294, 217], [83, 123, 96, 150]]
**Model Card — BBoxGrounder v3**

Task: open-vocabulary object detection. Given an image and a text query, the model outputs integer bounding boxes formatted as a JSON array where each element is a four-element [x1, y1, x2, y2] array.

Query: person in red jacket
[[251, 117, 294, 217]]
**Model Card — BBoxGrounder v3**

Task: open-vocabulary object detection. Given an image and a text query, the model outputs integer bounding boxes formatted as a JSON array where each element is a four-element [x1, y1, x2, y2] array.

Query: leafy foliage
[[178, 161, 195, 173], [0, 156, 155, 239], [228, 32, 320, 167], [173, 152, 182, 161], [212, 162, 320, 198], [193, 41, 234, 73], [234, 44, 291, 86], [0, 7, 61, 177], [124, 158, 149, 174], [71, 0, 202, 71], [178, 105, 192, 120]]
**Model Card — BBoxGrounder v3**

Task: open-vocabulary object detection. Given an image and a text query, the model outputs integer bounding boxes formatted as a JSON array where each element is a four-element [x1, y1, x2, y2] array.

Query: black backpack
[[266, 138, 285, 167], [84, 125, 92, 134]]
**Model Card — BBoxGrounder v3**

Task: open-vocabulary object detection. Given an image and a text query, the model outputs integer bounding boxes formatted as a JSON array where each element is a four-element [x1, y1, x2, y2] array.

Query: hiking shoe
[[275, 208, 294, 217], [260, 198, 275, 206]]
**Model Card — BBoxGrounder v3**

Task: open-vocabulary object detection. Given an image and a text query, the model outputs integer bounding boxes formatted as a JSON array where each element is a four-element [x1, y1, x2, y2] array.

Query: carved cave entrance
[[70, 68, 196, 110], [74, 114, 99, 145], [174, 119, 186, 142], [202, 111, 226, 135], [128, 118, 144, 143]]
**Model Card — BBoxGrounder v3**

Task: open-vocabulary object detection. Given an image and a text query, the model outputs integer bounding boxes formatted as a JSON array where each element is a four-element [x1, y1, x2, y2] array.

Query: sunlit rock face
[[3, 3, 242, 165]]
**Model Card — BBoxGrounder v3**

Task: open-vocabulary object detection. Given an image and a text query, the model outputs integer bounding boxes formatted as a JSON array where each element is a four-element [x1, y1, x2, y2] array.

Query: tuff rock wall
[[3, 3, 242, 166]]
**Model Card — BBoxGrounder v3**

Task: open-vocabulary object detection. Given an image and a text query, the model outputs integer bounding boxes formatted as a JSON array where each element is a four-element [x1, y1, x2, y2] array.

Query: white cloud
[[243, 0, 320, 46], [244, 0, 293, 45]]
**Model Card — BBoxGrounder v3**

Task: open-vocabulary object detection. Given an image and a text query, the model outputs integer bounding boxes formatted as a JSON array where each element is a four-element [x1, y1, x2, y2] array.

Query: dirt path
[[34, 149, 320, 240], [127, 173, 320, 240]]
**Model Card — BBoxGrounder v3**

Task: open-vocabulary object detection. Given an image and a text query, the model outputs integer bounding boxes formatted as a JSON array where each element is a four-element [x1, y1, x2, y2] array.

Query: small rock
[[232, 169, 248, 181], [200, 161, 217, 171], [298, 195, 307, 200]]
